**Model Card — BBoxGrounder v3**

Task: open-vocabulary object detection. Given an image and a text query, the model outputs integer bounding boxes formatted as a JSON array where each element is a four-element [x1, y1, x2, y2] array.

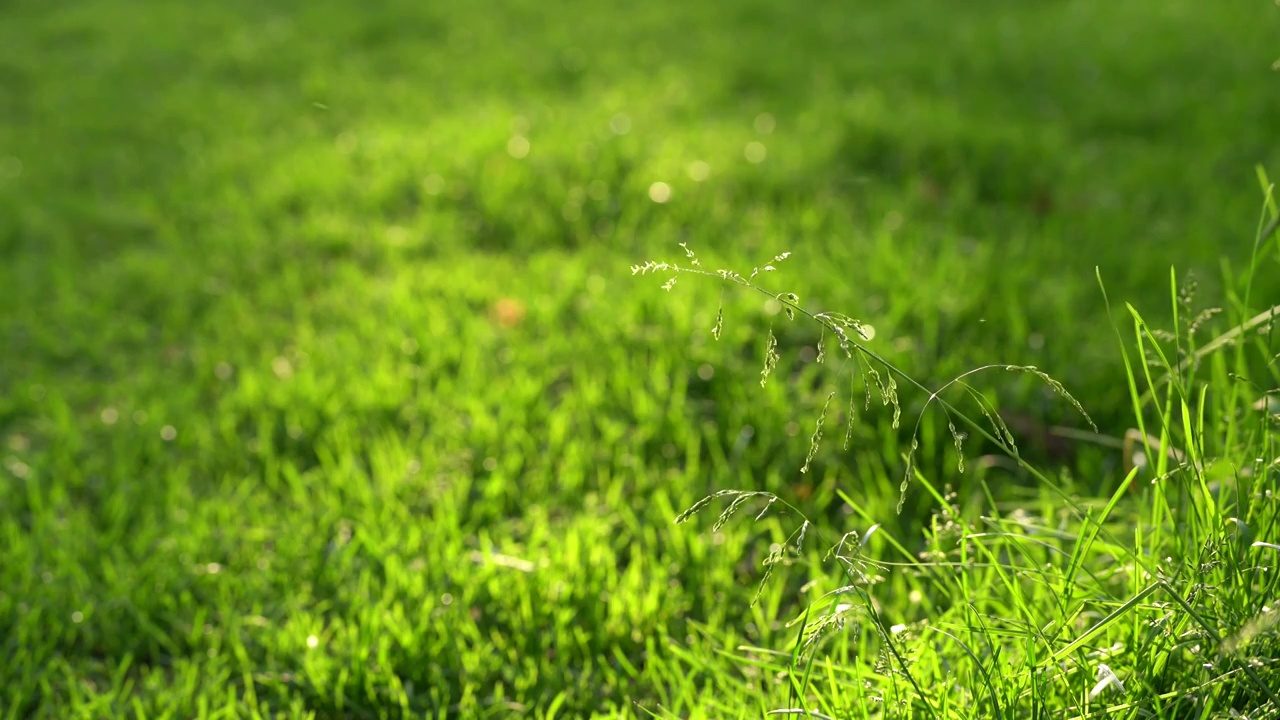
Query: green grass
[[1, 0, 1279, 716]]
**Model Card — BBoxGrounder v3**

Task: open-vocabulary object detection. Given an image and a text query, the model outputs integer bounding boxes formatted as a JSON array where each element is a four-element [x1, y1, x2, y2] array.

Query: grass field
[[2, 0, 1279, 717]]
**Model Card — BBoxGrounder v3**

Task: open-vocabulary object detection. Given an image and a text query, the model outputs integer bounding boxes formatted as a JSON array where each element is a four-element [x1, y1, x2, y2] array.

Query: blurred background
[[1, 0, 1278, 715]]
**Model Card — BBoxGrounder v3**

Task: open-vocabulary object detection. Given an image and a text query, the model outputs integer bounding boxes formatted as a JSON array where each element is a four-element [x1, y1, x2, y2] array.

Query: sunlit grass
[[639, 229, 1280, 717], [1, 0, 1278, 716]]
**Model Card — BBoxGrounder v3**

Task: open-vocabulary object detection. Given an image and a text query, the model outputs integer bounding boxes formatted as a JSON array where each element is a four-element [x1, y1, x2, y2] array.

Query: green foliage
[[1, 0, 1279, 717], [642, 217, 1280, 716]]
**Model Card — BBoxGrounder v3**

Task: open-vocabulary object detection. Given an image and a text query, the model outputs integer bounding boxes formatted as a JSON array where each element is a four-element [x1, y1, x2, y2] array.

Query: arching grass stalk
[[633, 245, 1110, 719], [634, 187, 1280, 714], [633, 244, 1096, 514]]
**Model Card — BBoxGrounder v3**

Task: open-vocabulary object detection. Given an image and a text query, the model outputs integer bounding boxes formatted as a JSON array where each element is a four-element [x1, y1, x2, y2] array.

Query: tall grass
[[637, 175, 1280, 718]]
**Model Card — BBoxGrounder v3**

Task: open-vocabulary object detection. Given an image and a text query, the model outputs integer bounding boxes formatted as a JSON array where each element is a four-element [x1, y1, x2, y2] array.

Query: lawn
[[2, 0, 1279, 717]]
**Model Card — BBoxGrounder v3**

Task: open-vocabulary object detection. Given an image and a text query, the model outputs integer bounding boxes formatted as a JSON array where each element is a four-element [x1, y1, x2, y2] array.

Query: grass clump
[[637, 179, 1280, 718]]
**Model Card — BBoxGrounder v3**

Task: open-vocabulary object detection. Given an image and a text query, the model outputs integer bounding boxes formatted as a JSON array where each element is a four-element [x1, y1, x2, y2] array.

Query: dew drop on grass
[[648, 182, 672, 203]]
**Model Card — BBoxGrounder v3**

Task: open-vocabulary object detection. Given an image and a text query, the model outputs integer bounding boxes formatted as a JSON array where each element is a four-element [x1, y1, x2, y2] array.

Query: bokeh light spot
[[648, 182, 672, 203], [492, 298, 526, 328], [272, 356, 294, 379], [5, 458, 29, 479], [422, 174, 445, 196]]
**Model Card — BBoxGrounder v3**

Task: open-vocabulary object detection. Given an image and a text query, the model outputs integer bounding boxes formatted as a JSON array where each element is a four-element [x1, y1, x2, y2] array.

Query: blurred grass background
[[1, 0, 1278, 716]]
